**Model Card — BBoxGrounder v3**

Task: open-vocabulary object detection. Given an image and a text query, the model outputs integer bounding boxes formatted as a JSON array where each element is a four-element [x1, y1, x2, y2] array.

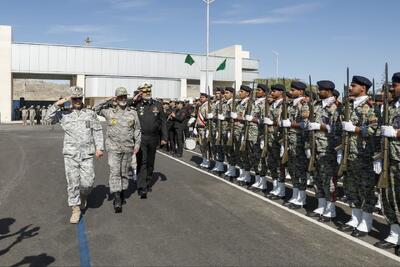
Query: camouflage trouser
[[234, 130, 244, 169], [197, 127, 209, 159], [108, 151, 132, 193], [344, 158, 377, 213], [288, 144, 307, 190], [314, 153, 337, 201], [267, 141, 283, 182], [381, 161, 400, 225], [131, 153, 137, 170], [64, 156, 95, 206], [211, 131, 224, 162], [29, 117, 35, 125], [252, 140, 267, 176], [22, 116, 27, 125], [223, 133, 236, 166]]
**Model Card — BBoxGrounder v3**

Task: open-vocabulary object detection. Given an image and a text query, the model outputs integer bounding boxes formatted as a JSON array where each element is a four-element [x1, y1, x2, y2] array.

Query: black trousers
[[168, 128, 176, 153], [137, 136, 158, 190], [175, 127, 184, 154]]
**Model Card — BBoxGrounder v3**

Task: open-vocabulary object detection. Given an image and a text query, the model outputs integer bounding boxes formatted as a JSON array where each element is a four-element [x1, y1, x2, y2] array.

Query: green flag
[[216, 59, 227, 71], [185, 54, 195, 66]]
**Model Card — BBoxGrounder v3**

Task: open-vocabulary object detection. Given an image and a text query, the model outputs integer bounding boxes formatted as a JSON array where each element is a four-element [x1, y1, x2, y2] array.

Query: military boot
[[113, 192, 122, 213], [70, 206, 81, 224]]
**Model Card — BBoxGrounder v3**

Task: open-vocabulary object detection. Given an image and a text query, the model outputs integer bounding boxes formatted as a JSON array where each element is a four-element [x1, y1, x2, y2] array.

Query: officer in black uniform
[[173, 100, 189, 157], [133, 83, 168, 198], [167, 100, 177, 155]]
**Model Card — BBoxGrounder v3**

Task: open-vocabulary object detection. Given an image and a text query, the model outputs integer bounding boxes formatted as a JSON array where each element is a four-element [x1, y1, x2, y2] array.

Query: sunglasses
[[141, 89, 152, 93], [71, 97, 83, 101]]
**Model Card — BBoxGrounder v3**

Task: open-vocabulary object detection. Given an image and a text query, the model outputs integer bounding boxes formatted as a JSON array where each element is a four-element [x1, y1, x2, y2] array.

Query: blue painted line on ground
[[77, 217, 92, 267]]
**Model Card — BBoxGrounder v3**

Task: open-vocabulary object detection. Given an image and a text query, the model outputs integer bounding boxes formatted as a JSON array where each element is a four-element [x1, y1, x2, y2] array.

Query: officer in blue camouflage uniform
[[95, 87, 141, 213], [305, 80, 340, 221], [280, 81, 308, 207], [337, 76, 378, 237], [45, 86, 104, 224], [374, 72, 400, 255]]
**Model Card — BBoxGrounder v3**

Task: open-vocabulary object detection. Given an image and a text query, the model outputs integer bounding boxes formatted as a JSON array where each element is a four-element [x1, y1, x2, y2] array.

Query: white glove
[[281, 119, 291, 128], [207, 113, 214, 119], [217, 114, 225, 120], [337, 149, 343, 164], [264, 117, 273, 126], [373, 159, 382, 175], [260, 140, 264, 149], [342, 121, 356, 132], [230, 112, 238, 119], [305, 149, 311, 159], [307, 122, 321, 131], [193, 128, 198, 136], [381, 125, 397, 138], [245, 115, 254, 122], [206, 130, 210, 138], [280, 145, 284, 157]]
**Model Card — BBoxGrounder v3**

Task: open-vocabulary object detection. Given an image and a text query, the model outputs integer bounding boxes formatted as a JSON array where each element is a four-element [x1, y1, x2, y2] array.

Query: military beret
[[240, 85, 252, 92], [225, 87, 235, 93], [215, 87, 225, 93], [351, 76, 372, 90], [257, 84, 269, 92], [200, 92, 209, 97], [70, 86, 84, 98], [291, 81, 307, 90], [392, 72, 400, 84], [271, 84, 285, 91], [333, 90, 340, 98], [317, 80, 335, 90]]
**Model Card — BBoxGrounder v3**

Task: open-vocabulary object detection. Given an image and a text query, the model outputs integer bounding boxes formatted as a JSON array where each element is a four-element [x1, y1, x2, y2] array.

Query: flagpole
[[203, 0, 215, 96]]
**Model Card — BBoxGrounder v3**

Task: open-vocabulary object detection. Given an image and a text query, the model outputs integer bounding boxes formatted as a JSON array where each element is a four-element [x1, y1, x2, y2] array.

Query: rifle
[[281, 78, 289, 164], [216, 94, 224, 145], [261, 80, 270, 158], [207, 87, 213, 143], [377, 63, 390, 189], [226, 87, 236, 147], [372, 78, 376, 102], [307, 75, 316, 172], [337, 68, 350, 177], [240, 82, 256, 152]]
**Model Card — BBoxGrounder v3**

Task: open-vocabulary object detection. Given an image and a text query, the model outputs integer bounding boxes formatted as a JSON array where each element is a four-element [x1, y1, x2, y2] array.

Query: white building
[[0, 25, 259, 122]]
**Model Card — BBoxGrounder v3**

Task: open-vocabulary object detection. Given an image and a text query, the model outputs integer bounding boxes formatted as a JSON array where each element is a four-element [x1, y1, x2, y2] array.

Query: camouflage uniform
[[222, 97, 237, 175], [249, 97, 267, 176], [342, 96, 378, 213], [29, 107, 36, 126], [45, 100, 104, 207], [287, 97, 308, 191], [379, 99, 400, 245], [210, 98, 225, 168], [95, 101, 141, 194], [234, 97, 250, 178], [21, 108, 28, 126], [196, 100, 209, 165]]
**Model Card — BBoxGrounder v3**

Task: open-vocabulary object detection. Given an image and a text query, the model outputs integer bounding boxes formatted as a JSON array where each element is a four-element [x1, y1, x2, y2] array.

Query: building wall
[[0, 26, 12, 122]]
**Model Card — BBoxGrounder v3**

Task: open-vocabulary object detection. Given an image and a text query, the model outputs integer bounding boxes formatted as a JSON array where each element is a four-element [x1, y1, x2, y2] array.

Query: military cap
[[115, 87, 128, 97], [317, 80, 335, 90], [333, 90, 340, 98], [392, 72, 400, 84], [138, 82, 152, 90], [291, 81, 307, 90], [70, 86, 84, 98], [225, 87, 235, 93], [200, 92, 209, 97], [240, 85, 252, 92], [271, 84, 285, 91], [257, 84, 269, 92], [351, 75, 372, 90]]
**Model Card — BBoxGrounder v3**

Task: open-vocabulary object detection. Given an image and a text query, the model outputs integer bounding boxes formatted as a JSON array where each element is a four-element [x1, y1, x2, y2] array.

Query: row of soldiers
[[194, 73, 400, 255], [20, 105, 51, 126]]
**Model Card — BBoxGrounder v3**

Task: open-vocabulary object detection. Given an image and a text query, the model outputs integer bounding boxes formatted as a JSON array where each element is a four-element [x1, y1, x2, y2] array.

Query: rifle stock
[[338, 68, 350, 177], [227, 89, 236, 147], [281, 78, 289, 164], [307, 75, 316, 172], [261, 80, 270, 158]]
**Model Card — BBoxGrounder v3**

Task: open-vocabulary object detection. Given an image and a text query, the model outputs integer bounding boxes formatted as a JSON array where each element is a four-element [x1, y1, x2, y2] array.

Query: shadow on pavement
[[10, 253, 55, 267]]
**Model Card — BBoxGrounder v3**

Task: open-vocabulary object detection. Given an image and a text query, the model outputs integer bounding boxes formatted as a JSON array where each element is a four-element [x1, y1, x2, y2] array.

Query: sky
[[1, 0, 399, 91]]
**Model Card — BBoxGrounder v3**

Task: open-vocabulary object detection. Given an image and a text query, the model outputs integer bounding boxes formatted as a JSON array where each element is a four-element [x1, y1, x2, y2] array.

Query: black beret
[[333, 90, 340, 98], [257, 84, 269, 92], [200, 92, 209, 97], [225, 87, 235, 93], [317, 80, 335, 90], [291, 81, 307, 90], [215, 87, 224, 93], [240, 85, 252, 92], [351, 75, 372, 90], [392, 72, 400, 84], [271, 84, 285, 91]]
